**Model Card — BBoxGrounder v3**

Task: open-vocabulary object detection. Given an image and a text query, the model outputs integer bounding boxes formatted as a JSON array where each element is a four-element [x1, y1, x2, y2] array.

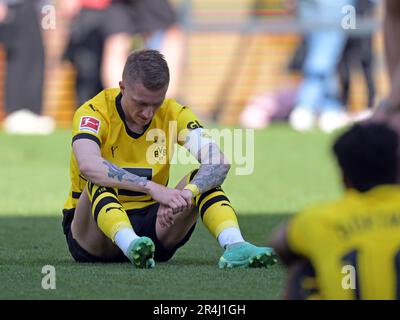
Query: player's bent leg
[[199, 190, 277, 269], [71, 188, 121, 259], [191, 170, 277, 268], [155, 170, 278, 268], [70, 183, 155, 268], [86, 181, 155, 268]]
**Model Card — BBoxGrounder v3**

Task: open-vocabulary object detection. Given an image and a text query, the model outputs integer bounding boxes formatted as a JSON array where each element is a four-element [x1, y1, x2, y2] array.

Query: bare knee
[[71, 190, 119, 257], [157, 207, 198, 250]]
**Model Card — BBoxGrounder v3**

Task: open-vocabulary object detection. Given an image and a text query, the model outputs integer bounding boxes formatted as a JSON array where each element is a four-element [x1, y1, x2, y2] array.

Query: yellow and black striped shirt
[[63, 88, 202, 211]]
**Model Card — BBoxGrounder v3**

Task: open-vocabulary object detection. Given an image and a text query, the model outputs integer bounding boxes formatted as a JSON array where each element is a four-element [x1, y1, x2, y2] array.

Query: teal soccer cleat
[[126, 236, 156, 269], [218, 242, 278, 269]]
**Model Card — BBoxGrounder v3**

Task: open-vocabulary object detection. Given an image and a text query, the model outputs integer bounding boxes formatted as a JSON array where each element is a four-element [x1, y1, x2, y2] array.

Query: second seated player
[[271, 123, 400, 299], [62, 49, 277, 268]]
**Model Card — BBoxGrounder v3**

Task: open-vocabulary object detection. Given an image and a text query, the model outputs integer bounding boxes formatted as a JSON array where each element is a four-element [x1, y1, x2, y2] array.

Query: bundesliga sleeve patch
[[79, 116, 101, 134]]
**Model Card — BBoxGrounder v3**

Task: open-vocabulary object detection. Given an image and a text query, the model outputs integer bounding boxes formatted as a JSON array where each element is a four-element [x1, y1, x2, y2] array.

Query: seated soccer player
[[62, 49, 277, 268], [271, 123, 400, 299]]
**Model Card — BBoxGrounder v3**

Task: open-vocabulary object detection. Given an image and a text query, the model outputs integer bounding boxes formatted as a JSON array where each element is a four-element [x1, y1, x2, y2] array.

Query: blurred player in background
[[61, 0, 183, 107], [271, 123, 400, 299], [126, 0, 185, 99], [60, 0, 113, 106], [240, 0, 378, 130], [288, 0, 355, 133], [0, 0, 55, 134], [381, 0, 400, 111], [372, 0, 400, 141], [339, 0, 377, 114], [62, 49, 277, 269]]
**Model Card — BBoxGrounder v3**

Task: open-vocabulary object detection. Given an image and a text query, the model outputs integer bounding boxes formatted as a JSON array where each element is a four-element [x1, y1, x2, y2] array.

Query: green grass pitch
[[0, 124, 342, 299]]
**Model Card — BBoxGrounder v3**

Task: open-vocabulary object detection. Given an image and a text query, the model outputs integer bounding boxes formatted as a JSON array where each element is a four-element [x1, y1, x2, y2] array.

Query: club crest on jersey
[[79, 116, 100, 134]]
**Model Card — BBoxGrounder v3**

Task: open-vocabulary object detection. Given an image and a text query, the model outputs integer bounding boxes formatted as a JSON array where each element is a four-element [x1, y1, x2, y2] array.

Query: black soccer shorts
[[62, 203, 196, 263]]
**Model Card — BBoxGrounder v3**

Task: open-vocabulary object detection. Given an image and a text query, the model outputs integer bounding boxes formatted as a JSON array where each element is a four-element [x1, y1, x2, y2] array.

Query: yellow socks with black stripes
[[87, 173, 244, 254], [87, 181, 139, 255], [194, 186, 244, 248]]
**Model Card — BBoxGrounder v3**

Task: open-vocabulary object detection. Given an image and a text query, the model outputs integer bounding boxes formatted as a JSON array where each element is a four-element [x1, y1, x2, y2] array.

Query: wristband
[[183, 183, 200, 197]]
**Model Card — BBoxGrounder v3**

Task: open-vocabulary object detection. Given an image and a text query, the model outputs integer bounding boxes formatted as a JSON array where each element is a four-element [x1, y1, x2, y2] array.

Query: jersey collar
[[115, 92, 152, 139]]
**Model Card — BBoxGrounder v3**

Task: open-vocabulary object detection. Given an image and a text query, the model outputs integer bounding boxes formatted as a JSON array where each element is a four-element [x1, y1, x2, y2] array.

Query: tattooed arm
[[73, 139, 189, 210], [101, 160, 150, 192], [189, 142, 231, 194], [73, 139, 150, 192]]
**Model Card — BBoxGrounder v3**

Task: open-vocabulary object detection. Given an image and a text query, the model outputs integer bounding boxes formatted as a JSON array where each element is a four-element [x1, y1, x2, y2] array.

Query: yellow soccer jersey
[[287, 185, 400, 300], [63, 88, 202, 211]]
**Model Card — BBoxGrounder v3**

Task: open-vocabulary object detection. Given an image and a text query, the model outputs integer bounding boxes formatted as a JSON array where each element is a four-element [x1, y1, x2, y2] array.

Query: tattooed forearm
[[103, 161, 148, 187], [190, 143, 231, 193], [190, 163, 230, 194], [103, 161, 124, 181]]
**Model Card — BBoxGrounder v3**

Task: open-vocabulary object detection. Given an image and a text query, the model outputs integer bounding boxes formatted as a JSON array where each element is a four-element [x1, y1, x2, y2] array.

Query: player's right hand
[[148, 182, 190, 213], [157, 204, 174, 228]]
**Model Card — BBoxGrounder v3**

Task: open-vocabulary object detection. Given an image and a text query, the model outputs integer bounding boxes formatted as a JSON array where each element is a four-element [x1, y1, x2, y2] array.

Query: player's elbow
[[220, 163, 231, 180], [224, 163, 231, 174], [78, 161, 91, 177], [78, 162, 102, 185]]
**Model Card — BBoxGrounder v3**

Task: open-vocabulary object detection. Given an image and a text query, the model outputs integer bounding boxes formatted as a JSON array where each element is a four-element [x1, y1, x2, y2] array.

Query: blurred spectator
[[101, 0, 180, 93], [289, 0, 355, 133], [370, 0, 400, 150], [382, 0, 400, 110], [61, 0, 182, 106], [338, 0, 377, 114], [0, 0, 55, 134], [241, 0, 377, 131], [61, 0, 121, 106], [239, 87, 298, 129], [103, 0, 183, 98]]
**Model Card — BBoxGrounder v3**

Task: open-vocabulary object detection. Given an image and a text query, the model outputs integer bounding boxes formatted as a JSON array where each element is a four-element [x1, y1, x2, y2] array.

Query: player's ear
[[119, 81, 125, 94]]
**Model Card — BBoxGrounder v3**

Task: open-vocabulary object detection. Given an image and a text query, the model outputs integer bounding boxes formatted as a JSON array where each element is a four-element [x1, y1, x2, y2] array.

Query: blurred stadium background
[[0, 0, 388, 127]]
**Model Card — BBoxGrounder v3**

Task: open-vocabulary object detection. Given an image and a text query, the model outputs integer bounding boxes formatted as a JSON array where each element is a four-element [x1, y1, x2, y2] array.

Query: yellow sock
[[196, 187, 239, 238], [186, 170, 240, 239], [87, 181, 132, 242]]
